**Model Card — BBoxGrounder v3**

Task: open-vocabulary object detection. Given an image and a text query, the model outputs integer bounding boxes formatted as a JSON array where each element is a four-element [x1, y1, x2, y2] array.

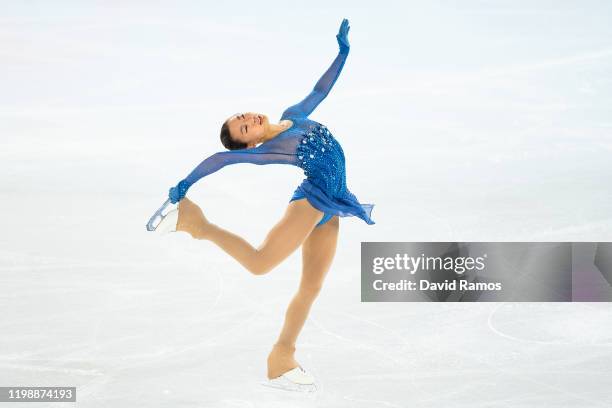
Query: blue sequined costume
[[169, 34, 375, 227]]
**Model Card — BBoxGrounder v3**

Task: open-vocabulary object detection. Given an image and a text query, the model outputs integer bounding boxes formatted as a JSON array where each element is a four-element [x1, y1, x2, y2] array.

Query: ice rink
[[1, 1, 612, 406]]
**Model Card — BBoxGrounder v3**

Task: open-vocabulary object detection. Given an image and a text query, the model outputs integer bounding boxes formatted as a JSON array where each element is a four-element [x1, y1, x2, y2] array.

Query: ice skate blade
[[155, 209, 179, 235], [261, 366, 317, 393], [261, 378, 317, 393]]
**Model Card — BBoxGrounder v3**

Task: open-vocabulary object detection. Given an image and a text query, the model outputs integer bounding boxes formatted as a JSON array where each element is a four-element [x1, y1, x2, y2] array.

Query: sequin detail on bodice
[[296, 124, 346, 197]]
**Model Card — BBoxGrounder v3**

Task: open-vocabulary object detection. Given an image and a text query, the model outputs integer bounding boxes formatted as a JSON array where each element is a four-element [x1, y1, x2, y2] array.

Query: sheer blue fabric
[[168, 22, 375, 225]]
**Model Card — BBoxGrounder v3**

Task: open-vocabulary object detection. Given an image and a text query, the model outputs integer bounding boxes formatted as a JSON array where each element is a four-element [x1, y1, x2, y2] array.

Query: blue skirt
[[290, 179, 375, 226], [289, 186, 334, 227]]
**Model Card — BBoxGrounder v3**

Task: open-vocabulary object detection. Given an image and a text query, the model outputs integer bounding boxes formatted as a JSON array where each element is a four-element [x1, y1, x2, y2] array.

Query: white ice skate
[[155, 209, 179, 235], [261, 366, 317, 393], [145, 199, 178, 234]]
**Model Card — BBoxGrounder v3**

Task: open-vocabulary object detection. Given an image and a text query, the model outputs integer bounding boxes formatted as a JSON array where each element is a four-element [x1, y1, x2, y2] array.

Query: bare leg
[[176, 196, 324, 275], [267, 215, 340, 379]]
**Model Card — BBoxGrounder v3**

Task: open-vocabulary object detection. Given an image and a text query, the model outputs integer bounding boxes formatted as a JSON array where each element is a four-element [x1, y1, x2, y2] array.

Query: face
[[226, 112, 268, 148]]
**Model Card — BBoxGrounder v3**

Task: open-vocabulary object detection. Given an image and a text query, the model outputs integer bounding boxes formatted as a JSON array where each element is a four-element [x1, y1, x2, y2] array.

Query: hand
[[336, 18, 350, 53], [168, 179, 189, 204]]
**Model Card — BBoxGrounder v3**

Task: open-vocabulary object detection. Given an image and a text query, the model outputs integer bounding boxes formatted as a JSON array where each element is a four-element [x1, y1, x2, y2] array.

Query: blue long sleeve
[[169, 135, 298, 203], [281, 47, 350, 119], [183, 149, 293, 187]]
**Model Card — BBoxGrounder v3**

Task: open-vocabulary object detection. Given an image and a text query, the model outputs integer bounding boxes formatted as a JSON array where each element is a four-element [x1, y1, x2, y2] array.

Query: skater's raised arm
[[281, 18, 351, 119], [168, 142, 295, 204]]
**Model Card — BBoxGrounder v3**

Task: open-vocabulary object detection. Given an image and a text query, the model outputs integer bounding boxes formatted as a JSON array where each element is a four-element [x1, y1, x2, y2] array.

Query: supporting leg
[[267, 215, 340, 379]]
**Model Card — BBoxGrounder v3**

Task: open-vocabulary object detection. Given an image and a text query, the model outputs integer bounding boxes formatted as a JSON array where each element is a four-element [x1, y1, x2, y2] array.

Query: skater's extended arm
[[281, 18, 351, 119], [168, 142, 294, 204]]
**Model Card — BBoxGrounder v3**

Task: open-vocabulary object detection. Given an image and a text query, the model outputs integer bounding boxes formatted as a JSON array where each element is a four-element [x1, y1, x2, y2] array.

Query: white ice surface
[[1, 1, 612, 407]]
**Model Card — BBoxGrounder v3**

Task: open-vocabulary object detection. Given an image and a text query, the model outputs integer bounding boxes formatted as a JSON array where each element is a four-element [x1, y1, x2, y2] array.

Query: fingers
[[339, 18, 350, 35]]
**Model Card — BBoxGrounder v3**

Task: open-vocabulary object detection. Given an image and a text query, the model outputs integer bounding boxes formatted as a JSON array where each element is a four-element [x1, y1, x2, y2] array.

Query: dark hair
[[220, 120, 248, 150]]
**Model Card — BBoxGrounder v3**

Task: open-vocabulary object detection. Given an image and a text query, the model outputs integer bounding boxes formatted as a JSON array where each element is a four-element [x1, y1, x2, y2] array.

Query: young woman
[[150, 18, 375, 391]]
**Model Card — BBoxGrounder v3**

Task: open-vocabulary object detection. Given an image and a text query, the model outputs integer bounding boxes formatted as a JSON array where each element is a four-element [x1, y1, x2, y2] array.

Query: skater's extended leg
[[176, 196, 324, 275], [267, 215, 340, 379]]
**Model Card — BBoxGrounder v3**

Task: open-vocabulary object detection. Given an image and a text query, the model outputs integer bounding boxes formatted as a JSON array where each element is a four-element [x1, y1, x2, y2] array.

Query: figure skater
[[147, 18, 375, 392]]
